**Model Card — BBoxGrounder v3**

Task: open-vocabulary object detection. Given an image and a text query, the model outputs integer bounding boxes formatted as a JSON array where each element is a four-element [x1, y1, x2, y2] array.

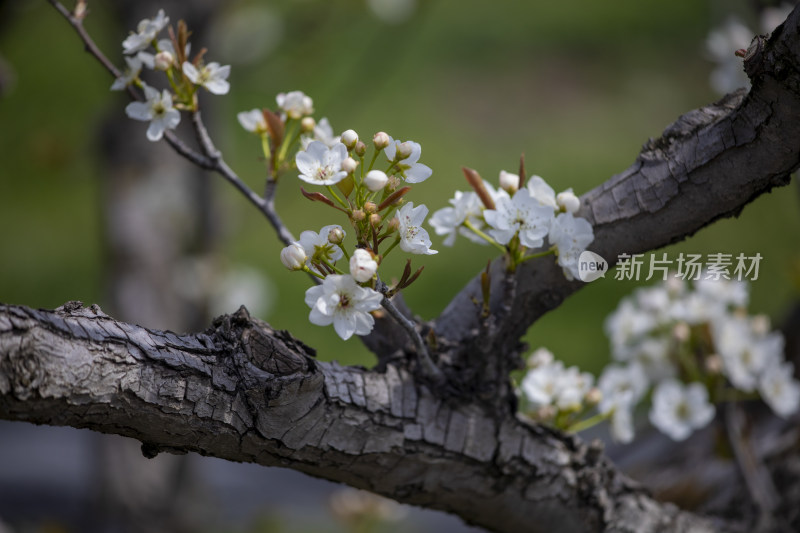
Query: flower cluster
[[430, 169, 593, 279], [114, 10, 231, 141], [518, 276, 799, 443], [263, 94, 436, 339]]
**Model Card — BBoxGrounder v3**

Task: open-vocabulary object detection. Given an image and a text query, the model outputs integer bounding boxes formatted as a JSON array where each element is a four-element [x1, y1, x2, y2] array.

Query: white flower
[[521, 360, 564, 409], [525, 175, 557, 209], [608, 400, 636, 444], [526, 347, 554, 369], [182, 61, 231, 95], [349, 249, 378, 283], [548, 212, 594, 280], [124, 84, 181, 141], [649, 380, 715, 441], [122, 9, 169, 54], [342, 157, 358, 175], [364, 170, 389, 192], [429, 191, 486, 247], [280, 243, 307, 271], [605, 299, 655, 359], [301, 117, 340, 150], [759, 361, 800, 418], [396, 202, 437, 255], [298, 225, 345, 273], [277, 90, 313, 119], [484, 188, 554, 248], [111, 56, 143, 91], [498, 170, 520, 193], [556, 188, 580, 214], [598, 363, 648, 412], [237, 109, 267, 134], [712, 315, 782, 392], [555, 366, 594, 411], [695, 277, 748, 308], [296, 141, 349, 186], [341, 129, 359, 148], [384, 136, 432, 183], [304, 274, 383, 340]]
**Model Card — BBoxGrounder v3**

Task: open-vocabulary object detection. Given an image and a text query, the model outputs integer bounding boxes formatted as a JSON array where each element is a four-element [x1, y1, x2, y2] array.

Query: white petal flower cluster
[[277, 90, 314, 119], [430, 171, 593, 280], [520, 348, 595, 417]]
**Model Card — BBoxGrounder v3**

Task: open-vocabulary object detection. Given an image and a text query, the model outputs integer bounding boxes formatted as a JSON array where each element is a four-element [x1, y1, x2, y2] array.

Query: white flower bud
[[300, 116, 316, 133], [498, 170, 520, 193], [280, 243, 307, 271], [373, 131, 390, 149], [328, 227, 345, 245], [556, 188, 581, 214], [751, 314, 771, 336], [342, 157, 358, 174], [364, 170, 389, 192], [341, 129, 359, 149], [349, 249, 378, 283], [154, 50, 174, 71], [396, 141, 413, 160]]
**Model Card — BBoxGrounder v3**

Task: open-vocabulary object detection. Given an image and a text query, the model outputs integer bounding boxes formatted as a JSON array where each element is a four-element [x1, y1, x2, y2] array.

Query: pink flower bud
[[373, 131, 390, 149]]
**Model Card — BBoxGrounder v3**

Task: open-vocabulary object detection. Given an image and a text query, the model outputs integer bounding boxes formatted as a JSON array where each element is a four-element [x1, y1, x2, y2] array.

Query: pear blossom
[[122, 9, 169, 54], [396, 202, 437, 255], [649, 380, 715, 441], [526, 175, 557, 209], [111, 56, 143, 91], [483, 188, 554, 248], [341, 129, 359, 148], [182, 61, 231, 95], [296, 141, 349, 186], [520, 357, 593, 412], [384, 136, 432, 183], [759, 361, 800, 418], [349, 249, 378, 283], [237, 109, 267, 134], [298, 225, 345, 273], [548, 212, 594, 280], [498, 170, 520, 193], [364, 170, 388, 192], [556, 188, 580, 214], [301, 117, 340, 149], [430, 191, 487, 247], [304, 274, 383, 340], [124, 84, 181, 141], [277, 90, 313, 119], [138, 39, 189, 70], [608, 399, 636, 443], [280, 243, 307, 271], [712, 315, 782, 392]]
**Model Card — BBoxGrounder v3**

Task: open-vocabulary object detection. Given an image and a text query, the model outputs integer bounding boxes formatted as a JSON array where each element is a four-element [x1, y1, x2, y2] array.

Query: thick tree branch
[[0, 302, 728, 533], [434, 7, 800, 358]]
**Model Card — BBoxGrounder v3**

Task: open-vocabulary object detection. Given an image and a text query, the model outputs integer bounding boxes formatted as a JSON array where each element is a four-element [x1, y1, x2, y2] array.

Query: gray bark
[[3, 5, 800, 533]]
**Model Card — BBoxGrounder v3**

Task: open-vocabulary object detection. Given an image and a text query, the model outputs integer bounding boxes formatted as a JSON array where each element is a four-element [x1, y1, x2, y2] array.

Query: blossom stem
[[367, 149, 381, 173], [277, 119, 299, 166], [325, 186, 349, 209], [463, 220, 505, 253], [565, 411, 609, 433], [520, 249, 556, 263], [260, 133, 272, 161]]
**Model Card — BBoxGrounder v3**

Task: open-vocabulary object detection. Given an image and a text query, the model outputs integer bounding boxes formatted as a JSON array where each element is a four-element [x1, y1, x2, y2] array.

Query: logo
[[578, 251, 608, 282]]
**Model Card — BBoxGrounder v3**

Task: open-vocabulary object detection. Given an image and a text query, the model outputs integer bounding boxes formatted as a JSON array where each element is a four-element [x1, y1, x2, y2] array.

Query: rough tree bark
[[2, 5, 800, 533]]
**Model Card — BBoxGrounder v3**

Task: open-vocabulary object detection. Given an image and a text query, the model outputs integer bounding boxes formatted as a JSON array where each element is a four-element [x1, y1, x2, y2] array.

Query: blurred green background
[[1, 0, 798, 378]]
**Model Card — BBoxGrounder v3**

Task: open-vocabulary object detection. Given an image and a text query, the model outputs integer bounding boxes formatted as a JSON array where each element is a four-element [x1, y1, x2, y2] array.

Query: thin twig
[[376, 279, 444, 383]]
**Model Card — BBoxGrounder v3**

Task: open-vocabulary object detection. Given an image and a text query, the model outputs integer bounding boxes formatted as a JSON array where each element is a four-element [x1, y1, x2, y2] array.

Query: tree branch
[[0, 302, 729, 533]]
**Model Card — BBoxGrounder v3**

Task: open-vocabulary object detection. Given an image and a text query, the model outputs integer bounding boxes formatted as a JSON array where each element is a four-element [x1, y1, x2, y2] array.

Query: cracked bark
[[3, 5, 800, 533]]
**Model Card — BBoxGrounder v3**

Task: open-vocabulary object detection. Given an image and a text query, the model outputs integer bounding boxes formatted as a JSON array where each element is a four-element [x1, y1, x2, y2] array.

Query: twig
[[724, 403, 779, 531], [376, 278, 444, 383]]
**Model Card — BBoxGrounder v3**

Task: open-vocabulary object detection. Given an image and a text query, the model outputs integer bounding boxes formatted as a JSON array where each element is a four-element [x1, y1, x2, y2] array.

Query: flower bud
[[300, 116, 316, 133], [672, 321, 690, 343], [705, 354, 723, 375], [387, 217, 399, 233], [556, 188, 581, 214], [527, 347, 554, 369], [327, 226, 345, 245], [369, 213, 382, 226], [349, 248, 378, 283], [364, 170, 388, 192], [396, 141, 413, 160], [373, 131, 390, 149], [354, 141, 367, 157], [498, 170, 520, 194], [280, 243, 307, 271], [342, 157, 358, 174], [751, 314, 771, 336], [351, 209, 366, 222], [363, 201, 377, 214], [341, 129, 359, 149], [584, 388, 602, 407], [154, 50, 174, 71]]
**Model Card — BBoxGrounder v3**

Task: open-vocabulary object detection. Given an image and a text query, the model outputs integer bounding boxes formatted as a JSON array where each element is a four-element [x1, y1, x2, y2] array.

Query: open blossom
[[526, 175, 557, 209], [122, 9, 169, 54], [548, 212, 594, 280], [520, 357, 593, 412], [759, 361, 800, 418], [111, 56, 143, 91], [182, 61, 231, 95], [429, 191, 486, 246], [349, 249, 378, 283], [298, 225, 345, 273], [712, 315, 782, 392], [296, 141, 349, 186], [237, 109, 267, 134], [384, 136, 432, 183], [396, 202, 437, 255], [484, 188, 554, 248], [277, 90, 313, 119], [304, 274, 383, 340], [124, 84, 180, 141], [649, 380, 715, 441], [301, 117, 340, 149]]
